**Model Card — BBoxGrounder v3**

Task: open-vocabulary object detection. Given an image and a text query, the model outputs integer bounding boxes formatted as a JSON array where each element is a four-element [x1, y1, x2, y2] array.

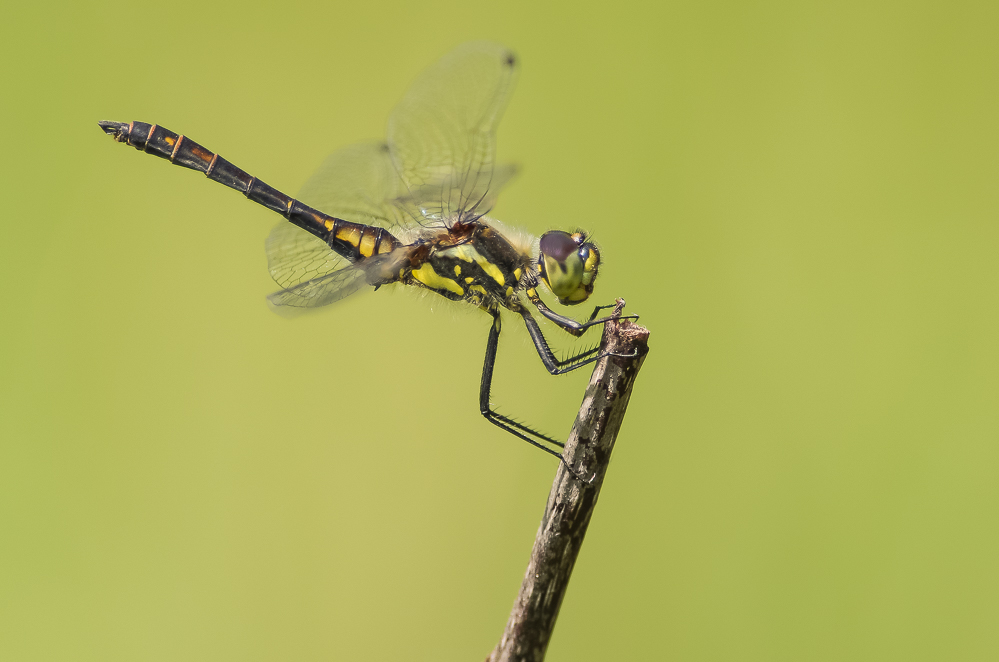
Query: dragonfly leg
[[519, 309, 615, 374], [479, 308, 573, 455], [478, 308, 602, 480], [524, 290, 639, 338]]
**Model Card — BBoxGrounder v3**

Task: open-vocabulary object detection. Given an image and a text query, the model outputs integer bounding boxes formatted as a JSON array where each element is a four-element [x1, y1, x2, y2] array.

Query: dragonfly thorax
[[405, 221, 534, 308], [538, 231, 600, 306]]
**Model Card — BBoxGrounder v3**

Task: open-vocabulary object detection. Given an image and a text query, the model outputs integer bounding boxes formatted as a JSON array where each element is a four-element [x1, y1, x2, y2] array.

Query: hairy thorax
[[406, 221, 535, 310]]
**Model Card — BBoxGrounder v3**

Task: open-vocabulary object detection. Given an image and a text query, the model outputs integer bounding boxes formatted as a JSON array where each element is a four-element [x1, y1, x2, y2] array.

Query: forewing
[[296, 142, 415, 229], [395, 161, 519, 224], [387, 42, 518, 222], [265, 221, 366, 309]]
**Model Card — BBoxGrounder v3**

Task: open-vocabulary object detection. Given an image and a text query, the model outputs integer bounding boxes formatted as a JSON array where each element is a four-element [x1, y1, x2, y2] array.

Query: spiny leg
[[519, 309, 615, 375], [479, 307, 571, 459], [525, 289, 639, 337], [585, 302, 625, 322]]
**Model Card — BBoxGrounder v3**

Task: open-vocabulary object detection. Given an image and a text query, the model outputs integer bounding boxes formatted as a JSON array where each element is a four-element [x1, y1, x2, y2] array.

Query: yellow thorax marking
[[411, 263, 464, 296], [446, 244, 506, 286]]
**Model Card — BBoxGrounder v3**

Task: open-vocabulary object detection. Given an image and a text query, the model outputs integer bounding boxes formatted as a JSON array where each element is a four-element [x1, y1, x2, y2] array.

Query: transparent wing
[[265, 221, 366, 308], [265, 42, 520, 309], [296, 142, 416, 229], [266, 266, 368, 309], [387, 41, 518, 223], [395, 162, 519, 224], [266, 142, 420, 310]]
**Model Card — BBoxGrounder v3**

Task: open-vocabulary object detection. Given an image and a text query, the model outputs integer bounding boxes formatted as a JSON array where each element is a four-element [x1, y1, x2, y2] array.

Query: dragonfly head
[[538, 230, 600, 306]]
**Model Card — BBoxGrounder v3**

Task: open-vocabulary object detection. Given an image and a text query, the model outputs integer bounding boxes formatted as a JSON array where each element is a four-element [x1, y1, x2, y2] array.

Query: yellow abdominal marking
[[336, 226, 361, 246], [411, 264, 464, 296], [464, 277, 474, 283], [359, 233, 376, 257], [506, 286, 514, 298], [454, 265, 461, 276], [513, 268, 522, 282], [447, 245, 505, 286]]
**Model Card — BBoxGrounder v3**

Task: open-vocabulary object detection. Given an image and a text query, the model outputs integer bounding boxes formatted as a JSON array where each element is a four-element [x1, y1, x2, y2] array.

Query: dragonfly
[[98, 42, 635, 473]]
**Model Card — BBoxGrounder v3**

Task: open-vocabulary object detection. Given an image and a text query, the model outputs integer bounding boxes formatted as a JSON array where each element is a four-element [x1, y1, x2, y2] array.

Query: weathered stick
[[487, 303, 651, 662]]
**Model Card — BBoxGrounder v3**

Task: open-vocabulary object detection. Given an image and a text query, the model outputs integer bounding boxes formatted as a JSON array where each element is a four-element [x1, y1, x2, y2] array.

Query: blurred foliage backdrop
[[2, 0, 997, 660]]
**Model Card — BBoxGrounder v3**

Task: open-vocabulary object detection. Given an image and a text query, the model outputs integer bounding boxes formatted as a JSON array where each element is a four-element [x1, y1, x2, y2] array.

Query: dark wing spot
[[504, 52, 517, 67]]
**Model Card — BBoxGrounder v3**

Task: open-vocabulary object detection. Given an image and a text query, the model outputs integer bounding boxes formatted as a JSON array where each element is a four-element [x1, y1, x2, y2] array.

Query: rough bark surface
[[487, 306, 651, 662]]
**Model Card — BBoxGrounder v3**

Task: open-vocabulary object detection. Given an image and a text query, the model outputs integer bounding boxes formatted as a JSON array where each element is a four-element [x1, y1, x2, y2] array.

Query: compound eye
[[580, 244, 599, 285], [539, 231, 578, 262]]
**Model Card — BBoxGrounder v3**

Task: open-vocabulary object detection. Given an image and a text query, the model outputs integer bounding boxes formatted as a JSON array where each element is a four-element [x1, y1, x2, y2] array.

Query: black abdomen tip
[[98, 120, 129, 142]]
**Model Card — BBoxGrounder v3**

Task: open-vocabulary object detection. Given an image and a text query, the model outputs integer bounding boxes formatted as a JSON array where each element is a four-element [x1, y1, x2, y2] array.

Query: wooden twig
[[487, 302, 651, 662]]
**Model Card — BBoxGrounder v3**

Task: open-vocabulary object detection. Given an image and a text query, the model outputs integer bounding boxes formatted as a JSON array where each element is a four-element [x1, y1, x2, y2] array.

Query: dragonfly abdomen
[[98, 121, 401, 263]]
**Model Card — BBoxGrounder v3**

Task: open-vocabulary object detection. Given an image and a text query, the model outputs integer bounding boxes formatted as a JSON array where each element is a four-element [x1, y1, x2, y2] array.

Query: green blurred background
[[2, 0, 997, 659]]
